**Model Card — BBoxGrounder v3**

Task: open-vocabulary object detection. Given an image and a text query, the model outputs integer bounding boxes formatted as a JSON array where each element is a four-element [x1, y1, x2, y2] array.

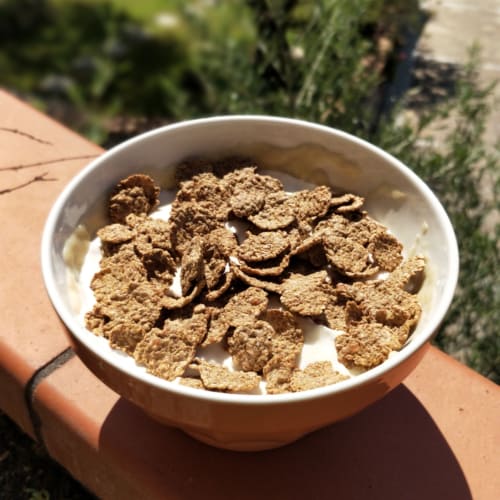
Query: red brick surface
[[34, 348, 500, 500], [0, 89, 102, 435], [1, 90, 499, 500], [404, 348, 500, 499]]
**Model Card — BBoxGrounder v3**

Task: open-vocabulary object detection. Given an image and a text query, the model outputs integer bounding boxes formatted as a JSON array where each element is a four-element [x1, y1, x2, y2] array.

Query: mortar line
[[24, 347, 75, 446]]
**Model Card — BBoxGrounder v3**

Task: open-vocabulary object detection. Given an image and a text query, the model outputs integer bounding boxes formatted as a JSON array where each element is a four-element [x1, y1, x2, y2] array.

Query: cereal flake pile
[[85, 159, 425, 394]]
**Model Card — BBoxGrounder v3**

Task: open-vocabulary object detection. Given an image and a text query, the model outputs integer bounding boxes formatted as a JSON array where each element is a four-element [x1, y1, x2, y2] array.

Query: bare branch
[[0, 172, 57, 195], [0, 127, 53, 145], [0, 154, 100, 172]]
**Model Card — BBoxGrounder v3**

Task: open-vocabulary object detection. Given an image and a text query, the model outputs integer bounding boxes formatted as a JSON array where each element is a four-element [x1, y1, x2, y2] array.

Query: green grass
[[376, 53, 500, 382], [0, 0, 256, 142], [52, 0, 178, 21]]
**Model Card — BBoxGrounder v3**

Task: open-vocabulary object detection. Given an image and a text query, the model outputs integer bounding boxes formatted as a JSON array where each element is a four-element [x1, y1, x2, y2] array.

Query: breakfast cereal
[[84, 159, 426, 394]]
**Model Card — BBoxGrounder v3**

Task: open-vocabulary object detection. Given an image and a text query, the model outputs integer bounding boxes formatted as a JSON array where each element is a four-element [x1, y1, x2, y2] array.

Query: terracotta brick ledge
[[1, 89, 499, 499]]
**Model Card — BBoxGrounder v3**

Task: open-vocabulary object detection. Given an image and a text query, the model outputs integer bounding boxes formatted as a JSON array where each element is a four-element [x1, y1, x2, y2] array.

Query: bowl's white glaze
[[41, 116, 458, 450]]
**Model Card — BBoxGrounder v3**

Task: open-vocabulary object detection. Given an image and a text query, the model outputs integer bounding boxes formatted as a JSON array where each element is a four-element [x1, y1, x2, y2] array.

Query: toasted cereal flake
[[178, 305, 211, 345], [206, 227, 238, 258], [88, 245, 154, 348], [391, 321, 413, 347], [202, 306, 230, 346], [85, 309, 106, 336], [177, 172, 225, 203], [238, 231, 290, 263], [212, 157, 259, 178], [196, 360, 261, 392], [97, 224, 135, 245], [132, 217, 173, 254], [248, 192, 296, 230], [222, 167, 283, 197], [285, 223, 310, 252], [109, 174, 160, 223], [202, 229, 236, 290], [387, 255, 426, 293], [179, 377, 205, 389], [162, 279, 206, 310], [90, 273, 143, 318], [142, 248, 176, 287], [349, 215, 387, 247], [238, 252, 291, 277], [323, 234, 379, 278], [289, 185, 332, 221], [134, 309, 209, 380], [227, 320, 275, 372], [336, 322, 400, 369], [180, 236, 205, 295], [316, 213, 382, 248], [204, 271, 234, 302], [290, 361, 348, 392], [223, 166, 279, 219], [105, 321, 150, 355], [330, 193, 364, 213], [169, 201, 223, 255], [232, 266, 282, 293], [202, 287, 269, 345], [344, 300, 364, 324], [175, 158, 213, 184], [264, 365, 294, 394], [374, 298, 421, 334], [290, 230, 327, 268], [337, 280, 422, 336], [203, 253, 226, 290], [87, 278, 164, 353], [280, 271, 331, 316], [368, 231, 403, 271], [177, 172, 231, 220], [291, 233, 322, 256], [265, 309, 303, 347], [96, 243, 146, 285], [314, 214, 353, 241], [134, 330, 196, 380], [223, 286, 269, 323], [230, 189, 266, 218], [323, 297, 347, 331], [264, 309, 303, 372], [355, 280, 420, 325]]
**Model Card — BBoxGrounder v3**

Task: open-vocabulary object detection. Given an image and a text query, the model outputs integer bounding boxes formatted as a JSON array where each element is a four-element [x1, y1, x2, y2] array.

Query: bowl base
[[182, 428, 305, 452]]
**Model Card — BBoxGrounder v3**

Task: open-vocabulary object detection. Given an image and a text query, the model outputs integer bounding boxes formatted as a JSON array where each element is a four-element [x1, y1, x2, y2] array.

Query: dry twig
[[0, 154, 99, 172], [0, 172, 57, 195], [0, 127, 52, 145]]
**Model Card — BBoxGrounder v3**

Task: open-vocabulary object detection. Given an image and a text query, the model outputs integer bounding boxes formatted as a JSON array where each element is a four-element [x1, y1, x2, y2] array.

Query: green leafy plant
[[24, 488, 51, 500], [193, 0, 496, 384], [0, 0, 202, 141], [196, 1, 500, 382], [378, 56, 499, 382]]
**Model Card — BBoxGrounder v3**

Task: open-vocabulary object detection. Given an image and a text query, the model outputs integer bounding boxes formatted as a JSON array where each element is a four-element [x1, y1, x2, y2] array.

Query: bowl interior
[[42, 116, 458, 401]]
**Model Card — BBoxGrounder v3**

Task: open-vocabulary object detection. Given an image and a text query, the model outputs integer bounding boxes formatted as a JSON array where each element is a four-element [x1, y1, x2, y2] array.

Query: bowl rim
[[41, 115, 459, 405]]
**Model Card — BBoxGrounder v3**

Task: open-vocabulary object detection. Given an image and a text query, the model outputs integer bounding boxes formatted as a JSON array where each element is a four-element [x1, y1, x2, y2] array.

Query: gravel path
[[417, 0, 500, 145]]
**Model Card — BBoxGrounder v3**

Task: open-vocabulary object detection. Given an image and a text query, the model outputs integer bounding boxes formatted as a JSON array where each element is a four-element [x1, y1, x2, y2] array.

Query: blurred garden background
[[0, 0, 498, 498]]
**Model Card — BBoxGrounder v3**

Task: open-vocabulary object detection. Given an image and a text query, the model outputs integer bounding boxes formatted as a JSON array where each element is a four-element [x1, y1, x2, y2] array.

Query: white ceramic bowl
[[41, 116, 459, 451]]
